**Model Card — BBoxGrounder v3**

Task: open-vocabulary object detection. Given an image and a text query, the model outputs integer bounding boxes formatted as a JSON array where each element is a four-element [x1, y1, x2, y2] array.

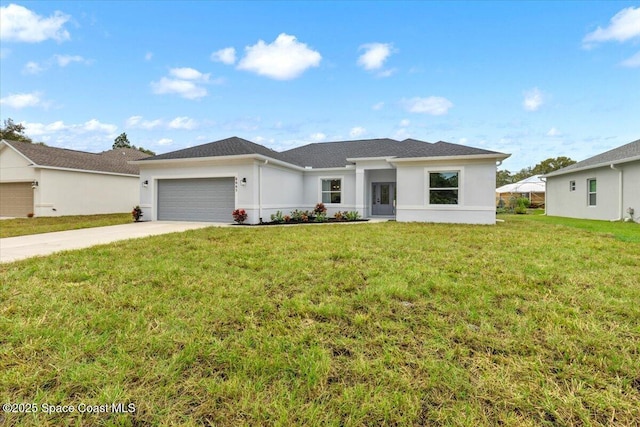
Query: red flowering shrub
[[232, 208, 248, 224]]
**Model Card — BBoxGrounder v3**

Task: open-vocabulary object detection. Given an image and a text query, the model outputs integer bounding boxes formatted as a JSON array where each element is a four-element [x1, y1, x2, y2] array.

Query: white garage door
[[0, 182, 34, 217], [157, 178, 235, 222]]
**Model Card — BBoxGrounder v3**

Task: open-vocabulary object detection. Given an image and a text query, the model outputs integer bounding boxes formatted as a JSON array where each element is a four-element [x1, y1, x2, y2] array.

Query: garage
[[157, 178, 235, 222], [0, 182, 34, 217]]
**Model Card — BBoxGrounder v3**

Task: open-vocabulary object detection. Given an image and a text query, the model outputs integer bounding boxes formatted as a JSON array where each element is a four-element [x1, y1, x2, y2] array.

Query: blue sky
[[1, 1, 639, 171]]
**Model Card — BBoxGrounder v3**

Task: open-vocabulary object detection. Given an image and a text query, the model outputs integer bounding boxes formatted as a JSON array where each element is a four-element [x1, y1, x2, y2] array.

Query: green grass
[[0, 213, 131, 238], [1, 219, 639, 426], [500, 213, 640, 243]]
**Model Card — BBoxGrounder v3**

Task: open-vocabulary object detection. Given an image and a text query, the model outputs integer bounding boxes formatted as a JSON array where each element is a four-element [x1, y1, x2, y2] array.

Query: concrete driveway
[[0, 221, 227, 263]]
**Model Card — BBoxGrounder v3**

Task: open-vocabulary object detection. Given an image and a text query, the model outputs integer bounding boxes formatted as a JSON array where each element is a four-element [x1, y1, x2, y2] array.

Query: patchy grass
[[500, 213, 640, 243], [1, 220, 639, 426], [0, 213, 131, 238]]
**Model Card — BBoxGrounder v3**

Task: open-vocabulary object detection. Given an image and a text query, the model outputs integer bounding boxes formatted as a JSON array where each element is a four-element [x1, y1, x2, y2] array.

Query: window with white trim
[[569, 180, 575, 191], [587, 178, 596, 206], [321, 179, 342, 204], [429, 171, 459, 205]]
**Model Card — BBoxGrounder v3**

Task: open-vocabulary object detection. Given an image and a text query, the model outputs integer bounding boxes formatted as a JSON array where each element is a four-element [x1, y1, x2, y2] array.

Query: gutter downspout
[[610, 164, 623, 221], [539, 176, 547, 216]]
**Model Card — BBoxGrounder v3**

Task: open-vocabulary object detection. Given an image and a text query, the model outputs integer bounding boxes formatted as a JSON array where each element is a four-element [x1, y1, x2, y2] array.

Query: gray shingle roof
[[140, 136, 507, 168], [139, 136, 294, 163], [2, 139, 150, 175], [545, 139, 640, 177]]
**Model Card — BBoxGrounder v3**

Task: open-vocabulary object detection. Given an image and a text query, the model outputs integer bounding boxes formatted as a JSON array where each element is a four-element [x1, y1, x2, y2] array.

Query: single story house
[[0, 139, 149, 217], [544, 139, 639, 222], [132, 136, 510, 225], [496, 175, 546, 208]]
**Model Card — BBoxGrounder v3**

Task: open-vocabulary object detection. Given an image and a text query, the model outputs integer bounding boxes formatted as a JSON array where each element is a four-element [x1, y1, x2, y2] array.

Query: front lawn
[[0, 213, 131, 238], [1, 220, 638, 426]]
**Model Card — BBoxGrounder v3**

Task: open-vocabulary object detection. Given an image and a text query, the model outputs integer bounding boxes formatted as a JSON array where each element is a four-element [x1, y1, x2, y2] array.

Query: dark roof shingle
[[2, 139, 149, 175], [137, 136, 508, 168], [545, 139, 640, 177]]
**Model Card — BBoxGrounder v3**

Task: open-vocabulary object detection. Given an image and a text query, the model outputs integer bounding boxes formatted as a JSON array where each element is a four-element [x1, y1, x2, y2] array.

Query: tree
[[113, 132, 132, 149], [0, 118, 33, 143], [496, 169, 513, 187], [112, 132, 156, 155], [531, 156, 576, 175]]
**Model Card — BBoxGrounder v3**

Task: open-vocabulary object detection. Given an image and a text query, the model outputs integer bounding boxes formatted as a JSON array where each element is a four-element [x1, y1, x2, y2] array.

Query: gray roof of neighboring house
[[1, 139, 150, 175], [545, 139, 640, 177], [139, 136, 508, 168]]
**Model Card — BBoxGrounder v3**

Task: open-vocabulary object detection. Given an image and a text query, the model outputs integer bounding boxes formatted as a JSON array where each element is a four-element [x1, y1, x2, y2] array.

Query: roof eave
[[389, 153, 511, 163], [543, 155, 640, 178], [34, 164, 140, 177], [132, 153, 305, 171]]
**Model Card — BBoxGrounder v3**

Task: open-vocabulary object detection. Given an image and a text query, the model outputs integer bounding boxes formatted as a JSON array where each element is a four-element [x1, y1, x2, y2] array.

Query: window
[[429, 171, 459, 205], [322, 179, 341, 204], [587, 178, 596, 206], [569, 180, 576, 191]]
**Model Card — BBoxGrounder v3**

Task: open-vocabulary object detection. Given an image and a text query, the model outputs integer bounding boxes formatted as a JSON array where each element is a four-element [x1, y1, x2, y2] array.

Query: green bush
[[270, 211, 285, 223]]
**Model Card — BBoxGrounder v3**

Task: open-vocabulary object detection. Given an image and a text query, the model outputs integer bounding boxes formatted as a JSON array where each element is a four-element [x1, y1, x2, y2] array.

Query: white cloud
[[523, 88, 544, 111], [24, 119, 117, 136], [357, 43, 393, 70], [211, 47, 236, 65], [55, 54, 90, 67], [399, 119, 410, 127], [237, 33, 321, 80], [547, 127, 561, 137], [125, 115, 162, 130], [0, 4, 71, 43], [168, 116, 197, 130], [169, 67, 210, 81], [583, 7, 640, 46], [372, 101, 385, 110], [151, 67, 213, 99], [145, 52, 153, 61], [402, 96, 453, 115], [349, 126, 366, 138], [157, 138, 173, 146], [310, 132, 326, 142], [23, 61, 44, 74], [620, 51, 640, 68], [0, 92, 44, 108], [126, 116, 142, 127]]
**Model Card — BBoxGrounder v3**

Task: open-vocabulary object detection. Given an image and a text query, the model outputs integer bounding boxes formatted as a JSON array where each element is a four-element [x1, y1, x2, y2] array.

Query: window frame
[[320, 177, 343, 205], [426, 169, 461, 206], [587, 178, 597, 206]]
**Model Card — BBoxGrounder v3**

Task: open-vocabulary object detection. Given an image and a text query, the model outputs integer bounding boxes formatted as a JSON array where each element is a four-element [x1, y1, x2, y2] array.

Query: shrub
[[270, 211, 285, 223], [232, 209, 248, 224], [291, 209, 304, 222], [315, 212, 328, 222], [334, 211, 344, 221], [345, 211, 360, 221], [132, 206, 143, 222], [314, 203, 327, 214], [514, 198, 529, 215]]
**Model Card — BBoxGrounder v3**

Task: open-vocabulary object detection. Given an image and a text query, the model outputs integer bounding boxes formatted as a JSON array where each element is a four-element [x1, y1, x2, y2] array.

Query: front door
[[371, 182, 395, 215]]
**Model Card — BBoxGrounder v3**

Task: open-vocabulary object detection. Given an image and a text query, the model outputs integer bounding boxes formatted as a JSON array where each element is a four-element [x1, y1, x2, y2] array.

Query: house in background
[[0, 139, 149, 217], [544, 139, 639, 222], [133, 136, 510, 225], [496, 175, 546, 208]]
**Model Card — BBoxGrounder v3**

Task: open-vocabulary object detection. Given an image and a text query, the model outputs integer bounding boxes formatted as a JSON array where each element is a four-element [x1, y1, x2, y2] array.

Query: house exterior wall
[[36, 169, 140, 216], [395, 159, 498, 224], [302, 169, 357, 216], [1, 146, 139, 217], [255, 163, 304, 222], [546, 160, 640, 221]]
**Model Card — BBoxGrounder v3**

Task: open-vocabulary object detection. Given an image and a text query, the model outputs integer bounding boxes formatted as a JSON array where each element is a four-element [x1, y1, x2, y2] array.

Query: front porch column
[[355, 169, 365, 216]]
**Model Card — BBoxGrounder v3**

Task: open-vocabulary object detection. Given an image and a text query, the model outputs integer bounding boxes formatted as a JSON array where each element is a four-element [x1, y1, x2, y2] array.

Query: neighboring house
[[0, 139, 150, 217], [496, 175, 546, 208], [133, 136, 510, 225], [544, 139, 640, 222]]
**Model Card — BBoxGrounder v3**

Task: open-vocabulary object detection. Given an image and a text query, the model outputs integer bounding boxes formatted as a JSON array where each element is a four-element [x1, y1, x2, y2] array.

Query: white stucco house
[[544, 139, 640, 222], [0, 139, 149, 217], [132, 136, 510, 225]]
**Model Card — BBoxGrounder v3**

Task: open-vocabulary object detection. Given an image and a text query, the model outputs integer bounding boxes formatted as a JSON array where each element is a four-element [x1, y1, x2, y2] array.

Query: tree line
[[497, 156, 576, 187]]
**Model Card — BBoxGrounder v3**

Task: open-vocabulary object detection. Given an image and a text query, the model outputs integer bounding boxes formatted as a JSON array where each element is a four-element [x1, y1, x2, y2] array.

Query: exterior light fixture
[[241, 177, 247, 186], [142, 180, 149, 187], [31, 180, 39, 188]]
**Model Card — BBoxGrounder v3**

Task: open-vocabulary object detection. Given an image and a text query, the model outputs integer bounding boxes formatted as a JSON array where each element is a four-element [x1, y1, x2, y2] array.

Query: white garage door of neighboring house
[[157, 178, 235, 222], [0, 182, 34, 217]]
